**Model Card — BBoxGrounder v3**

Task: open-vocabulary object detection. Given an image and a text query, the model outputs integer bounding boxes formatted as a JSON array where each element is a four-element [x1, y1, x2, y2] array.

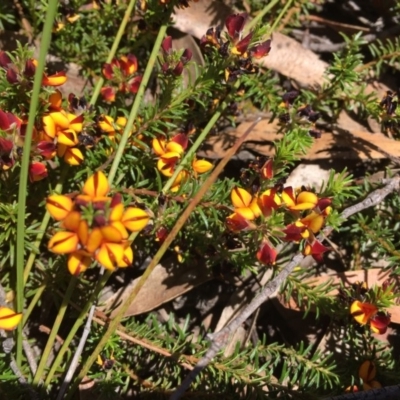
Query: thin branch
[[169, 175, 400, 400]]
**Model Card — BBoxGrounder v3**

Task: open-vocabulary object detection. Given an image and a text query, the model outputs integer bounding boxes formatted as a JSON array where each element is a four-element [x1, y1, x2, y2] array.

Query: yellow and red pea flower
[[29, 161, 48, 182], [257, 188, 280, 217], [41, 107, 85, 165], [230, 187, 261, 221], [100, 86, 116, 102], [226, 212, 250, 232], [101, 54, 142, 101], [0, 306, 22, 331], [160, 36, 193, 76], [42, 71, 67, 87], [369, 312, 391, 334], [257, 241, 278, 265], [281, 187, 319, 211], [46, 171, 150, 273], [282, 221, 310, 242], [358, 360, 382, 390], [303, 239, 330, 262], [350, 300, 378, 325]]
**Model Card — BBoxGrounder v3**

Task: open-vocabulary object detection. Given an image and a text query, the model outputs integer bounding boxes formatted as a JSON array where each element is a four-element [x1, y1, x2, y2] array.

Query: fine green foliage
[[0, 1, 400, 399]]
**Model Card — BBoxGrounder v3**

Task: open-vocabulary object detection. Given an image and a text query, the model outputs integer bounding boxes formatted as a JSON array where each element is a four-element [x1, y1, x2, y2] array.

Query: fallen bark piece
[[99, 260, 212, 318], [201, 119, 400, 160]]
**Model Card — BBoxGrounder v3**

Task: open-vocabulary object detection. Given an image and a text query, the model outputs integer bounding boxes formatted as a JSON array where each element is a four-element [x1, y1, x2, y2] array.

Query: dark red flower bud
[[24, 59, 36, 78], [181, 48, 192, 64], [156, 226, 168, 244], [0, 51, 12, 68], [225, 13, 247, 41], [257, 242, 278, 265], [173, 60, 184, 76], [0, 110, 20, 132], [93, 215, 107, 227], [6, 68, 18, 84], [0, 137, 13, 153], [110, 193, 122, 207], [128, 75, 142, 93], [162, 36, 173, 54]]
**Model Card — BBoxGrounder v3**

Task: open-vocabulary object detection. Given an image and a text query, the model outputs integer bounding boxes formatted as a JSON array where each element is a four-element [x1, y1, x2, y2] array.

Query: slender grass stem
[[44, 270, 112, 387], [22, 284, 45, 327], [268, 0, 295, 35], [245, 0, 281, 33], [33, 276, 77, 385], [23, 165, 69, 284], [15, 0, 59, 367], [89, 0, 137, 105], [107, 24, 168, 186]]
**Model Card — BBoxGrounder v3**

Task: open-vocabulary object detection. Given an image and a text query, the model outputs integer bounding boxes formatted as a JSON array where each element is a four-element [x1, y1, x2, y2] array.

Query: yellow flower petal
[[46, 195, 73, 221], [235, 207, 256, 221], [96, 242, 124, 270], [301, 212, 324, 233], [49, 90, 63, 109], [359, 360, 376, 382], [297, 191, 318, 206], [67, 114, 83, 133], [231, 187, 252, 208], [152, 137, 166, 156], [42, 115, 57, 138], [68, 252, 91, 276], [157, 152, 181, 177], [85, 227, 103, 254], [109, 203, 124, 221], [48, 231, 79, 254], [58, 129, 79, 146], [64, 147, 84, 165], [42, 71, 67, 86], [166, 141, 184, 154], [62, 210, 81, 232], [192, 159, 213, 174], [122, 207, 150, 232], [100, 225, 124, 243], [98, 115, 115, 133], [83, 171, 110, 198], [50, 111, 70, 130], [111, 221, 129, 240], [119, 245, 133, 267], [116, 116, 127, 128], [0, 307, 22, 331]]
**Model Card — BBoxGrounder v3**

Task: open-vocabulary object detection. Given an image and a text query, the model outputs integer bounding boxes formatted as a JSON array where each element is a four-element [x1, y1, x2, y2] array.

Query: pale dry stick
[[169, 175, 400, 400], [56, 301, 96, 400], [56, 268, 107, 399]]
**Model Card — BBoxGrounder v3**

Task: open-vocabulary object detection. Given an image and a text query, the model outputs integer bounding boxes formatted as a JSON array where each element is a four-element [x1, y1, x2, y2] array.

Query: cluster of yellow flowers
[[46, 171, 150, 274], [226, 186, 332, 265], [152, 133, 213, 191]]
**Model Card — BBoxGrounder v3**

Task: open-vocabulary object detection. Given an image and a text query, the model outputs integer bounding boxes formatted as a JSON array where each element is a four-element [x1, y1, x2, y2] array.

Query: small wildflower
[[0, 307, 22, 331], [257, 242, 278, 265]]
